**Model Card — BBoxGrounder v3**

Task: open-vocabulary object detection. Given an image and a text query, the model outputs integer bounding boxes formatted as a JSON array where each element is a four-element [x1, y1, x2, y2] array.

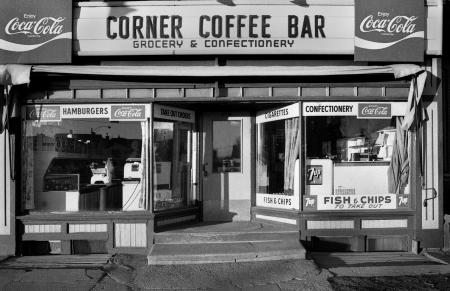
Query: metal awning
[[0, 63, 427, 130], [31, 64, 423, 79], [1, 63, 425, 85]]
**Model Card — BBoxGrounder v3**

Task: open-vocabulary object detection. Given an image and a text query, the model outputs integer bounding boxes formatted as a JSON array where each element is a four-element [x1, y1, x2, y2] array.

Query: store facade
[[0, 0, 444, 255]]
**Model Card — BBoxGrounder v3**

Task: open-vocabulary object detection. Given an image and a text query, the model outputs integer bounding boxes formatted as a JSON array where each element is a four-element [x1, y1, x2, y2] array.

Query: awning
[[0, 65, 31, 85], [32, 64, 422, 79]]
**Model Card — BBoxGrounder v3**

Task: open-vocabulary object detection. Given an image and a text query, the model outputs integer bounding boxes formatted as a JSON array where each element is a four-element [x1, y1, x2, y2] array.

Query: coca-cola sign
[[0, 0, 72, 64], [111, 105, 146, 121], [357, 103, 391, 119], [355, 0, 424, 62], [26, 105, 61, 121]]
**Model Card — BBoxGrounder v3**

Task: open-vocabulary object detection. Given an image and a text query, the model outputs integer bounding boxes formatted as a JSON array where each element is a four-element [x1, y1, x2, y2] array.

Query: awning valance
[[31, 64, 423, 79]]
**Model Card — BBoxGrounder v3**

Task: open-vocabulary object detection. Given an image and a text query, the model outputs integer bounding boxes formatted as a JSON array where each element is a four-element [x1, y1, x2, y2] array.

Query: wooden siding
[[69, 224, 107, 233], [114, 223, 147, 248], [307, 220, 354, 230], [361, 219, 408, 229], [25, 224, 61, 233]]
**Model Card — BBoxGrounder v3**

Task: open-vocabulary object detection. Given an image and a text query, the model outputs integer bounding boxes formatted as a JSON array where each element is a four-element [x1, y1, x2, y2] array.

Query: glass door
[[153, 104, 196, 211], [202, 112, 252, 221]]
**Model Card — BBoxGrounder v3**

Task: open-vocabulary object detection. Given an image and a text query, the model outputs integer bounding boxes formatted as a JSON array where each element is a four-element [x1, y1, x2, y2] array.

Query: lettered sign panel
[[0, 0, 72, 64], [25, 104, 150, 121], [75, 3, 348, 56], [355, 0, 425, 62]]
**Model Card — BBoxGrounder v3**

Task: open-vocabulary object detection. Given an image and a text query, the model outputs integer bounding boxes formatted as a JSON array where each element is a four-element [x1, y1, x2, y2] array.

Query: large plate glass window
[[22, 104, 150, 212], [256, 103, 300, 210], [302, 102, 410, 211], [153, 105, 195, 211]]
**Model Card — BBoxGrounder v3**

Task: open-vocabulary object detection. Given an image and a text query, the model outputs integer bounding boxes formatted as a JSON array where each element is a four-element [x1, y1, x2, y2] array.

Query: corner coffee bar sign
[[26, 104, 149, 122], [0, 0, 72, 64], [76, 3, 343, 55], [354, 0, 425, 62]]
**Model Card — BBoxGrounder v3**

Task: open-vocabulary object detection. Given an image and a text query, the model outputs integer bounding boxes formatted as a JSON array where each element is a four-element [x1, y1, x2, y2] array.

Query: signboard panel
[[75, 4, 351, 56], [354, 0, 425, 62], [303, 102, 406, 117], [154, 104, 195, 123], [256, 193, 299, 210], [74, 2, 440, 56], [357, 103, 392, 119], [0, 0, 72, 64], [304, 194, 401, 210], [256, 103, 299, 124], [25, 104, 149, 121]]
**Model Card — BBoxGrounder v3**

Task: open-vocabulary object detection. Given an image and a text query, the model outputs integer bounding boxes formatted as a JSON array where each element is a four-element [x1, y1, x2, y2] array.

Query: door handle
[[203, 163, 208, 177], [423, 187, 437, 207]]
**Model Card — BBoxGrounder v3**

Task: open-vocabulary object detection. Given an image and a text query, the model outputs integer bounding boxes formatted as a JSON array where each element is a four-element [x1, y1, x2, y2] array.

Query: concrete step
[[147, 240, 306, 265], [154, 231, 299, 244]]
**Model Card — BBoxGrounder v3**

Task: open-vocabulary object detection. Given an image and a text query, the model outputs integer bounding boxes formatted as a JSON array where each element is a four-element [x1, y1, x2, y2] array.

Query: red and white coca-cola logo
[[112, 106, 144, 119], [5, 14, 65, 37], [357, 103, 391, 119], [27, 106, 60, 120], [361, 106, 388, 115], [360, 14, 417, 35]]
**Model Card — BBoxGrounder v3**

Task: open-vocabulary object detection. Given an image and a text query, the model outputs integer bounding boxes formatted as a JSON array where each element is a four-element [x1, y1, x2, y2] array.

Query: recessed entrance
[[202, 112, 252, 221]]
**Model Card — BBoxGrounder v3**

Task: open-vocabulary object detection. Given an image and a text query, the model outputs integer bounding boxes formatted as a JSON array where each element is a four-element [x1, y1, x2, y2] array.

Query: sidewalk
[[0, 251, 449, 290], [310, 251, 450, 277]]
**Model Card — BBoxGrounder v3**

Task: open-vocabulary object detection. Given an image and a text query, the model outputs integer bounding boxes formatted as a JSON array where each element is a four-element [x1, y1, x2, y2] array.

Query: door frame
[[200, 111, 253, 221]]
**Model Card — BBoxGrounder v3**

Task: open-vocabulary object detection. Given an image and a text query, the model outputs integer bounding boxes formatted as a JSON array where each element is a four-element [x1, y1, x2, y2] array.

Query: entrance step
[[148, 240, 305, 265], [148, 222, 305, 265], [154, 230, 299, 244]]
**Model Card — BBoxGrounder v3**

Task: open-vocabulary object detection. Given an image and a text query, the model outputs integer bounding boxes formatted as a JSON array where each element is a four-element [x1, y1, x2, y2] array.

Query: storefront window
[[303, 102, 410, 211], [22, 104, 149, 212], [256, 103, 300, 210], [153, 120, 192, 211]]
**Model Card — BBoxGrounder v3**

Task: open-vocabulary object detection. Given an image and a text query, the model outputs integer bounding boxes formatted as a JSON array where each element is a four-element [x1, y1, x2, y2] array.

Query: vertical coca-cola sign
[[354, 0, 425, 62], [0, 0, 72, 64]]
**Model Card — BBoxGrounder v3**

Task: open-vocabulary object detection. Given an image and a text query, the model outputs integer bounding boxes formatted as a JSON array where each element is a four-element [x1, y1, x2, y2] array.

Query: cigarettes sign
[[355, 0, 425, 62]]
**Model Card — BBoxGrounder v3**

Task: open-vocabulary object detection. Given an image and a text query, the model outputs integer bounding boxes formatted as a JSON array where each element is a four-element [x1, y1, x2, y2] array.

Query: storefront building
[[0, 0, 444, 255]]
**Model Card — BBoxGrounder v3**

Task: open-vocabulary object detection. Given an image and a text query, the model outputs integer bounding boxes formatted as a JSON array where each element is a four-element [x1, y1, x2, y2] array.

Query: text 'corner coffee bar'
[[0, 0, 444, 256]]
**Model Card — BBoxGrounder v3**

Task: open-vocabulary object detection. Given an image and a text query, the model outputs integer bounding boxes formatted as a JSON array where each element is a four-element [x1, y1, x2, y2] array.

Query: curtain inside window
[[139, 120, 148, 209], [284, 118, 300, 194], [388, 117, 409, 194], [22, 122, 34, 210], [256, 125, 268, 192]]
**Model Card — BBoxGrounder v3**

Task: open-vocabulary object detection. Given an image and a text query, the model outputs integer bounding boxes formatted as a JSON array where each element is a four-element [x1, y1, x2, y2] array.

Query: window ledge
[[17, 211, 154, 222]]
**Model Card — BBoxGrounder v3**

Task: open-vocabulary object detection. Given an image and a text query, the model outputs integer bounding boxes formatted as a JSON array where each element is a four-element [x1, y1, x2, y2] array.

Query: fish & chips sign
[[303, 194, 410, 211]]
